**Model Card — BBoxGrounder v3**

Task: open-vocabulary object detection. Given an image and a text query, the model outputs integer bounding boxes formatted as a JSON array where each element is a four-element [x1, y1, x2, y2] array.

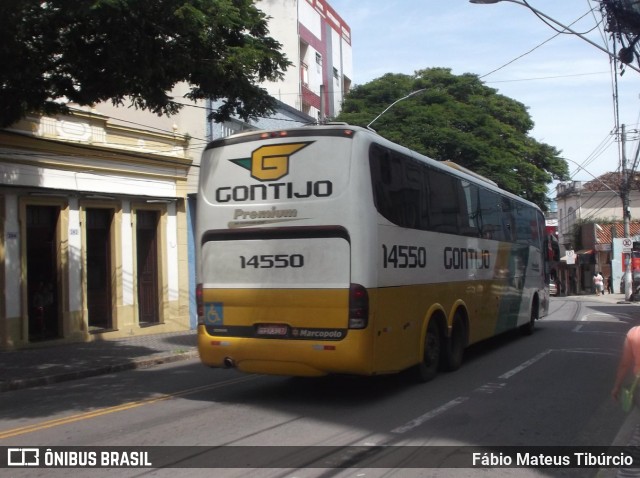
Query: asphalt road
[[1, 296, 638, 478]]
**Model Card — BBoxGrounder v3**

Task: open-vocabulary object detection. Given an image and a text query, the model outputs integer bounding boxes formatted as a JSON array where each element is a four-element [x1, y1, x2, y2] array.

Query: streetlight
[[469, 0, 640, 73], [366, 89, 426, 132]]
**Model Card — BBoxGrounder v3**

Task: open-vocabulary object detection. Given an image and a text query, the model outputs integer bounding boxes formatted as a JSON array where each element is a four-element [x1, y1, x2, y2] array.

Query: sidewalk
[[0, 330, 198, 392], [555, 292, 640, 305]]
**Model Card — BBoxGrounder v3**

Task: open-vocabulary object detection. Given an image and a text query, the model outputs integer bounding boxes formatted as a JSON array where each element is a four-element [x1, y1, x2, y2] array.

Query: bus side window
[[426, 168, 459, 235], [460, 180, 480, 238], [368, 143, 426, 230], [477, 188, 502, 240], [501, 197, 514, 242], [402, 157, 423, 229], [369, 144, 395, 222], [514, 202, 536, 246]]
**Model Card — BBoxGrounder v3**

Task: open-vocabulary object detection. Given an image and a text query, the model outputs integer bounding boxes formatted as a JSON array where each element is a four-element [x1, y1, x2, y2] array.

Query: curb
[[0, 350, 199, 393]]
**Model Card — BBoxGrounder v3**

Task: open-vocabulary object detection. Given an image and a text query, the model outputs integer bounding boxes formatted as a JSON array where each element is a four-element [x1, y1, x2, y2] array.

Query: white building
[[554, 173, 640, 294], [259, 0, 352, 121], [555, 175, 640, 249], [211, 0, 353, 141]]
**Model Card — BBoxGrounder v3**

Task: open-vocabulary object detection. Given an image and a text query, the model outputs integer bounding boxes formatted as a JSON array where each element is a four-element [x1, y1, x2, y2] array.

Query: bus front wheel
[[520, 300, 538, 336], [414, 320, 441, 383]]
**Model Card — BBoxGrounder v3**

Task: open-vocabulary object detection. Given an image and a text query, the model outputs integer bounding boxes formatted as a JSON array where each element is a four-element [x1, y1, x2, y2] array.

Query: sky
[[327, 0, 640, 190]]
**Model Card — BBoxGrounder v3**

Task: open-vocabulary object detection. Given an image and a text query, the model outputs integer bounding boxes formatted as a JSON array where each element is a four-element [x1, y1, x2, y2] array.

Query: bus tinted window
[[476, 188, 504, 241], [370, 143, 477, 236], [369, 142, 544, 246]]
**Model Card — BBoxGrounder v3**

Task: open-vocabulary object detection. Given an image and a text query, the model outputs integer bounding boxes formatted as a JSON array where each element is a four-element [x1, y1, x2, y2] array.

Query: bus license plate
[[256, 324, 288, 336]]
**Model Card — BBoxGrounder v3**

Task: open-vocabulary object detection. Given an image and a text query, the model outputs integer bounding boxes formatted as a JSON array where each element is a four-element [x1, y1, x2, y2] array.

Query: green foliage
[[0, 0, 291, 127], [336, 68, 569, 211]]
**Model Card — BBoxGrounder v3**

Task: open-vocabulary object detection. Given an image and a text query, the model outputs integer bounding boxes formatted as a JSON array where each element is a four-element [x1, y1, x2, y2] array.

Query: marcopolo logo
[[230, 142, 312, 181]]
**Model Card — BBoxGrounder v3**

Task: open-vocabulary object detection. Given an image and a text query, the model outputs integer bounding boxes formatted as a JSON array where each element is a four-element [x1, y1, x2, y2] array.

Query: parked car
[[549, 279, 558, 296]]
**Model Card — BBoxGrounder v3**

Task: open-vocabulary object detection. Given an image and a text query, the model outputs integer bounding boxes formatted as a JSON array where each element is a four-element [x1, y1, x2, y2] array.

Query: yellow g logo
[[231, 142, 312, 181]]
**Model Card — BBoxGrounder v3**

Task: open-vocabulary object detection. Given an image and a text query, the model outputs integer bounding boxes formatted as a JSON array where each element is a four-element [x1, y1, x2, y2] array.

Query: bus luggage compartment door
[[200, 235, 351, 331]]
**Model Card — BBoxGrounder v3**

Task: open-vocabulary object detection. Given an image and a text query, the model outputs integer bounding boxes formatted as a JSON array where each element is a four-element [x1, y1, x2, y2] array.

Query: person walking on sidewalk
[[594, 272, 604, 296]]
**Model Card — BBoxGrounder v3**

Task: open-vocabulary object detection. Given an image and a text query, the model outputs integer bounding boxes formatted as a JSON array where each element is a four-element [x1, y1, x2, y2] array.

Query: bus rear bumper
[[197, 325, 372, 377]]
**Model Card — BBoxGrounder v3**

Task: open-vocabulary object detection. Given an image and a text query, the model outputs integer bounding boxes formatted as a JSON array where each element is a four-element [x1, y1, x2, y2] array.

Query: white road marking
[[388, 348, 617, 437], [391, 397, 469, 434], [498, 349, 553, 379], [475, 382, 506, 394]]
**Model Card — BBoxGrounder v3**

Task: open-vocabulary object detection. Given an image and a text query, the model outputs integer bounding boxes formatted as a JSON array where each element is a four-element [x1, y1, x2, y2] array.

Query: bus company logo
[[230, 142, 313, 181]]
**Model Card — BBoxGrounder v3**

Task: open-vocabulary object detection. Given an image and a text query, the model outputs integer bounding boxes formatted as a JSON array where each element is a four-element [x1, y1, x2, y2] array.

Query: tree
[[336, 69, 570, 211], [0, 0, 290, 128]]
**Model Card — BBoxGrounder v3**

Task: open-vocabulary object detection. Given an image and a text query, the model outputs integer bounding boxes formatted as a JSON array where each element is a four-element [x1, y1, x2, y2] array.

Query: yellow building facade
[[0, 110, 192, 349]]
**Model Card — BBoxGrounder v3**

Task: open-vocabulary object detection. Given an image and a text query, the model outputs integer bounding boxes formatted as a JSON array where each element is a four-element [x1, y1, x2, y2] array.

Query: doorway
[[137, 210, 160, 325], [26, 205, 60, 341], [86, 208, 113, 331]]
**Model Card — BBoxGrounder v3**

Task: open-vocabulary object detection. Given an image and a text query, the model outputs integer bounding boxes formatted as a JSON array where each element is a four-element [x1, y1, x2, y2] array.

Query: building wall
[[554, 179, 640, 295], [257, 0, 352, 121], [258, 0, 301, 108], [94, 85, 209, 197], [0, 113, 192, 349], [555, 181, 640, 248]]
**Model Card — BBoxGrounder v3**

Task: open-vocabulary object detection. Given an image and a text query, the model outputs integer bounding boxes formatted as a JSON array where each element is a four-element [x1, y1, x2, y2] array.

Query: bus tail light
[[196, 284, 204, 325], [349, 283, 369, 329]]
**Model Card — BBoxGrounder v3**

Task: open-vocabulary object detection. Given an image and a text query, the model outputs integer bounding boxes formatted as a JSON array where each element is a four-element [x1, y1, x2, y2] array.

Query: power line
[[480, 8, 600, 80], [485, 71, 610, 83]]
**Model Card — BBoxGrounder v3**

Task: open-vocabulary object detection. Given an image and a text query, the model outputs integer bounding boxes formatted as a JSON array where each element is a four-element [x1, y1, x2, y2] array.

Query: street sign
[[566, 250, 575, 265], [623, 238, 633, 253]]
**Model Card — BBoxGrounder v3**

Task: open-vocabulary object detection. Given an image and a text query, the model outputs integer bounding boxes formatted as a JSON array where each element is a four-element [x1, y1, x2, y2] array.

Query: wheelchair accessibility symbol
[[204, 302, 224, 325]]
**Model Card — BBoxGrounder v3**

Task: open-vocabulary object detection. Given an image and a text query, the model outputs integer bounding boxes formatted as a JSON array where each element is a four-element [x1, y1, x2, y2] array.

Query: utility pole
[[622, 124, 633, 300]]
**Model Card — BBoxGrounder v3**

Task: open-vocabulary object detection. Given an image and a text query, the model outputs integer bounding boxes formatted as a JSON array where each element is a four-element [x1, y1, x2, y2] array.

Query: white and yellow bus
[[196, 124, 549, 381]]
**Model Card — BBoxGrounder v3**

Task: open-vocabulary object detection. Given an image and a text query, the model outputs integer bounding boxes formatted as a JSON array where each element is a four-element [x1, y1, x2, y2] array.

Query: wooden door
[[86, 208, 113, 330], [137, 210, 160, 325], [26, 205, 60, 340]]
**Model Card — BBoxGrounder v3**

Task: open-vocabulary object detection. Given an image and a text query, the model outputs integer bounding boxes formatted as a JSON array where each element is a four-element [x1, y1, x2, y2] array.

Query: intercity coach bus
[[196, 124, 549, 381]]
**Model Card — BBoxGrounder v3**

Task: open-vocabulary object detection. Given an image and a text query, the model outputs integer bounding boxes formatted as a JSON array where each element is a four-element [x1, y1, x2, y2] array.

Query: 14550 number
[[240, 254, 304, 269], [382, 244, 427, 268]]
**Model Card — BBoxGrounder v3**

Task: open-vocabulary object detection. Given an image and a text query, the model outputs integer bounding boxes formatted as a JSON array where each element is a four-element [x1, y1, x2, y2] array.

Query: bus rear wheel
[[414, 320, 441, 383], [442, 319, 465, 372]]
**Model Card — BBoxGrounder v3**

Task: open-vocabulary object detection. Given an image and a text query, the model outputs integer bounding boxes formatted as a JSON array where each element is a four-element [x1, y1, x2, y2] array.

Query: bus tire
[[442, 318, 466, 372], [414, 319, 441, 383], [520, 299, 538, 336]]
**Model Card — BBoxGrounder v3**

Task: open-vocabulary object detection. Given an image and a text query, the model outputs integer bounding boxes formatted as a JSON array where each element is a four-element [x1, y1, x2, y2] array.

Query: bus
[[196, 124, 550, 381]]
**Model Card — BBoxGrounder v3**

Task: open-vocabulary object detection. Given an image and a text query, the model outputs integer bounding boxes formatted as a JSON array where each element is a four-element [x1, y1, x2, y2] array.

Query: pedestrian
[[594, 271, 604, 296], [612, 326, 640, 406], [607, 276, 613, 294]]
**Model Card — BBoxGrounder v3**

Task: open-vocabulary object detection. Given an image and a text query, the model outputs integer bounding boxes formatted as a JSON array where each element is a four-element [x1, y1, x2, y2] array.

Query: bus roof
[[203, 123, 541, 211]]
